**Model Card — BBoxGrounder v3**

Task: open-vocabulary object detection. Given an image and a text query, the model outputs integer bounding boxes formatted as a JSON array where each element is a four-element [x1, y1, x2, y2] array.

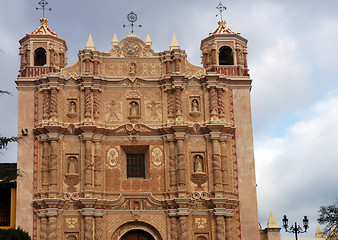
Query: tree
[[0, 90, 18, 150], [0, 227, 31, 240], [318, 200, 338, 239]]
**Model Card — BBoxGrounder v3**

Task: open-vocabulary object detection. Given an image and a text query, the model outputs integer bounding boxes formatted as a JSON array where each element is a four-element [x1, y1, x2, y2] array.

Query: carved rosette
[[209, 87, 218, 120], [167, 90, 175, 120], [216, 215, 225, 240], [175, 88, 183, 119], [93, 90, 100, 120], [170, 217, 179, 240], [42, 90, 50, 120], [50, 88, 58, 119], [179, 215, 188, 239], [84, 89, 92, 119]]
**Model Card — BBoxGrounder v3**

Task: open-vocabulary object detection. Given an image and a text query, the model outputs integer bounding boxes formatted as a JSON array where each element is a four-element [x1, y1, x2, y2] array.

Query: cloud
[[256, 91, 338, 235]]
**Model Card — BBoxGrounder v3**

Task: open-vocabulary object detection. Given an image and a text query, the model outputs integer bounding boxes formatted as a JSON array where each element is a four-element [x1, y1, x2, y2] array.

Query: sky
[[1, 0, 338, 238]]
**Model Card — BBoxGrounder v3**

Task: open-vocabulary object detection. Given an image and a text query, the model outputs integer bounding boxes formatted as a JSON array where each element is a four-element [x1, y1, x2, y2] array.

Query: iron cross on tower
[[216, 2, 226, 21], [123, 11, 142, 34], [36, 0, 51, 18]]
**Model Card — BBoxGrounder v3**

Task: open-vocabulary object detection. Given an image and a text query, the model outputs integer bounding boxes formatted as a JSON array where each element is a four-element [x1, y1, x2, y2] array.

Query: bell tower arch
[[19, 18, 67, 77]]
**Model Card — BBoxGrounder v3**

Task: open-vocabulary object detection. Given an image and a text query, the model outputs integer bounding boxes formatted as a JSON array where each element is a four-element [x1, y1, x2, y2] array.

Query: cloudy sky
[[1, 0, 338, 237]]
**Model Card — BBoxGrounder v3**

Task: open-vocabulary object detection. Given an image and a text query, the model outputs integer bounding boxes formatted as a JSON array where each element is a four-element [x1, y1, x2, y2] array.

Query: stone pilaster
[[47, 208, 58, 240], [93, 90, 100, 120], [168, 209, 179, 240], [167, 135, 177, 191], [49, 88, 58, 120], [209, 87, 218, 121], [94, 140, 102, 190], [84, 140, 93, 190], [84, 88, 92, 121], [37, 209, 48, 240], [165, 60, 171, 75], [82, 208, 95, 240], [174, 88, 183, 121], [167, 89, 175, 121], [94, 215, 103, 240], [216, 215, 226, 240], [218, 89, 225, 122], [211, 132, 222, 194], [42, 89, 50, 120], [177, 207, 189, 240], [220, 138, 229, 189], [225, 216, 232, 240], [175, 132, 186, 193], [41, 140, 49, 195], [49, 139, 58, 198]]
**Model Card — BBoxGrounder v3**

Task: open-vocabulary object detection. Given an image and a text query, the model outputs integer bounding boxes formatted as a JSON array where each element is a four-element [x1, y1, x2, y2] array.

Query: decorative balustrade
[[21, 66, 57, 77], [210, 65, 249, 77]]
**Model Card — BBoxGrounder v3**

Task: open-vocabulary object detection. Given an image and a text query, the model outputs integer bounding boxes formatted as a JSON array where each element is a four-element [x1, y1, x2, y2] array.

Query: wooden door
[[121, 230, 155, 240]]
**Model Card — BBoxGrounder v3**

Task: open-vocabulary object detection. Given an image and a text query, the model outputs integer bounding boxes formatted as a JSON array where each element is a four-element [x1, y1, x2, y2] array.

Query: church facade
[[16, 16, 259, 240]]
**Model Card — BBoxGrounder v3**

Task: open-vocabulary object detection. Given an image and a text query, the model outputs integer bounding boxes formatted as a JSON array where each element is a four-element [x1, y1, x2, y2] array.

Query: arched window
[[34, 47, 46, 66], [219, 46, 233, 65]]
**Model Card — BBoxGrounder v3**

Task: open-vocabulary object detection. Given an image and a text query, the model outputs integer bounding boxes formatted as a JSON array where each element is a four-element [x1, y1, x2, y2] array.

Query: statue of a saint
[[69, 101, 76, 113], [130, 102, 139, 116], [192, 99, 199, 112], [194, 155, 204, 173], [67, 156, 78, 174]]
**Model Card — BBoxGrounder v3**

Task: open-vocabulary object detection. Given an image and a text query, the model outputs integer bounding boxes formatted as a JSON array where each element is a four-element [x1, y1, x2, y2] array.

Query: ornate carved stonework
[[107, 147, 119, 167], [151, 147, 162, 166]]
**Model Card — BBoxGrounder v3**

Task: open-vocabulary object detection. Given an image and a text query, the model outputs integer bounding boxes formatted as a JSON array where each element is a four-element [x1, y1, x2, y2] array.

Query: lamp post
[[282, 215, 309, 240]]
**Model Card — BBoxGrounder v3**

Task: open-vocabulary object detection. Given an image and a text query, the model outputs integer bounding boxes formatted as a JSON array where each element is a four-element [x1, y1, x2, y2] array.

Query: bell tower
[[200, 20, 249, 76], [19, 18, 67, 77]]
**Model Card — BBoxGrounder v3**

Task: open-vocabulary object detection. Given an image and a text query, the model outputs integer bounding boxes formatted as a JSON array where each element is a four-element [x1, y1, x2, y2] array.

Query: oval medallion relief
[[107, 147, 119, 167], [152, 147, 163, 166]]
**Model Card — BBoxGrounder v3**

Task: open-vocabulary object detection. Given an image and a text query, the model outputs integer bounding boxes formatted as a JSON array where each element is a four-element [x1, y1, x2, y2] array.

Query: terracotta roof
[[31, 18, 58, 37], [210, 20, 235, 35]]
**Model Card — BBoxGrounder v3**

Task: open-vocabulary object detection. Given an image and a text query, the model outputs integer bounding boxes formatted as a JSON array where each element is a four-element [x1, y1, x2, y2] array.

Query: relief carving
[[146, 100, 161, 121], [107, 147, 119, 167], [105, 100, 122, 122], [151, 147, 162, 166]]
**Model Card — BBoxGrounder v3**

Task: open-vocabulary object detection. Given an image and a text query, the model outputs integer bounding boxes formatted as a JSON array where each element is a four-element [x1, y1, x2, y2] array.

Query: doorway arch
[[121, 229, 155, 240], [111, 221, 162, 240]]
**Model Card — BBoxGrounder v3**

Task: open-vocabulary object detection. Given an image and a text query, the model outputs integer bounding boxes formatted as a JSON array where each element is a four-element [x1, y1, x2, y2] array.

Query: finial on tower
[[123, 11, 142, 35], [36, 0, 51, 18], [86, 34, 96, 51], [216, 2, 226, 21], [170, 33, 180, 50]]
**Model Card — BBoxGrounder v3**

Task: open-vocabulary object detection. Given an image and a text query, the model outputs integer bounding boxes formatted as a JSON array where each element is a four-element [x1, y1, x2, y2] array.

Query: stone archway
[[111, 221, 162, 240], [121, 229, 155, 240]]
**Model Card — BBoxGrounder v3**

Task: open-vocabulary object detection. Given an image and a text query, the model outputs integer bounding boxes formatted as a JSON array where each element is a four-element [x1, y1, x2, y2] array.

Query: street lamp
[[282, 215, 309, 240]]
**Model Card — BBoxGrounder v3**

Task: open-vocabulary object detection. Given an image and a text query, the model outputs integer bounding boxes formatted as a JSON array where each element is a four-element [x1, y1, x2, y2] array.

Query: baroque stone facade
[[16, 17, 259, 240]]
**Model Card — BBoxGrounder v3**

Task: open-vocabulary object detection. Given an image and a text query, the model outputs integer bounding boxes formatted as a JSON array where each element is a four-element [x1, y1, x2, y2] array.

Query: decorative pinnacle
[[216, 2, 226, 21], [36, 0, 51, 18], [123, 11, 142, 34]]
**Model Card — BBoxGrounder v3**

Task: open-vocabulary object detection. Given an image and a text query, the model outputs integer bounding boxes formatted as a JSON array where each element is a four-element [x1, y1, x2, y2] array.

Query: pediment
[[110, 36, 157, 58]]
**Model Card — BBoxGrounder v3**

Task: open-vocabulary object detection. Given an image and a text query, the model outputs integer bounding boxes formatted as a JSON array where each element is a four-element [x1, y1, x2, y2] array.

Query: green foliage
[[318, 200, 338, 239], [0, 227, 31, 240]]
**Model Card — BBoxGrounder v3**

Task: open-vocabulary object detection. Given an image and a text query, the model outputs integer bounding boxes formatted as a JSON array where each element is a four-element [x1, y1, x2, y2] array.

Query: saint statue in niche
[[69, 101, 76, 113], [194, 155, 204, 173], [129, 62, 136, 74], [130, 101, 139, 116], [67, 156, 78, 174], [192, 99, 199, 112]]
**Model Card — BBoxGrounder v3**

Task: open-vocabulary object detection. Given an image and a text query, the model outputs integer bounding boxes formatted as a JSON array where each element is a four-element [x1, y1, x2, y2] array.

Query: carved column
[[218, 89, 225, 122], [165, 60, 171, 75], [39, 213, 48, 240], [47, 209, 58, 240], [209, 87, 218, 121], [41, 140, 49, 195], [94, 140, 102, 190], [175, 58, 180, 72], [84, 216, 94, 240], [26, 49, 30, 66], [216, 215, 225, 240], [174, 88, 183, 121], [93, 90, 100, 120], [42, 89, 50, 120], [85, 58, 90, 73], [50, 88, 58, 120], [203, 52, 208, 69], [175, 133, 186, 192], [211, 133, 222, 193], [94, 216, 103, 240], [179, 215, 188, 240], [93, 60, 99, 75], [225, 216, 232, 240], [84, 140, 93, 190], [49, 139, 58, 197], [84, 88, 92, 120], [168, 136, 177, 190], [170, 216, 179, 240], [211, 49, 217, 65], [167, 89, 175, 122], [220, 139, 229, 189]]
